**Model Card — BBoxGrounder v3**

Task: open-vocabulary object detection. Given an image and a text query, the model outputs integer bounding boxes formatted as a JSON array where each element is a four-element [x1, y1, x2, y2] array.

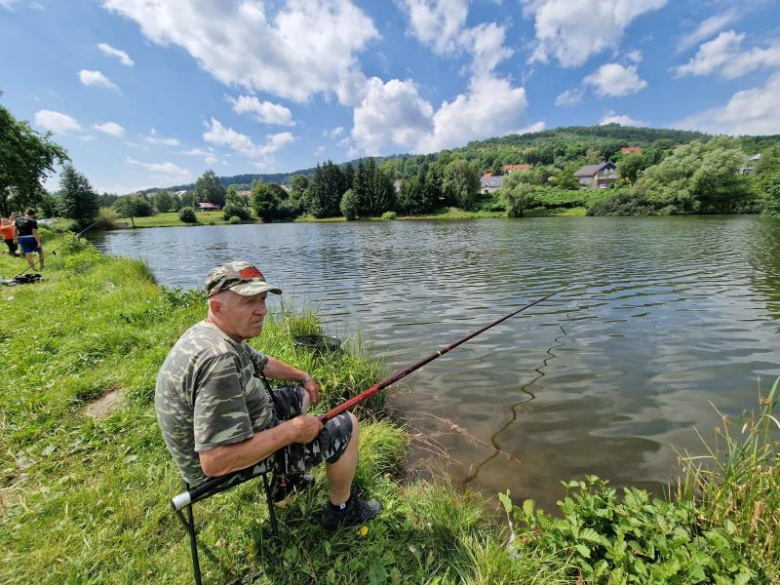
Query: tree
[[760, 173, 780, 217], [0, 102, 69, 216], [59, 165, 99, 228], [154, 190, 175, 212], [373, 168, 397, 214], [502, 183, 540, 217], [194, 170, 226, 207], [443, 159, 480, 210], [114, 195, 153, 221], [180, 191, 197, 208], [224, 185, 247, 208], [617, 153, 644, 185], [353, 159, 372, 216], [307, 161, 344, 218], [340, 188, 359, 220], [251, 181, 281, 221]]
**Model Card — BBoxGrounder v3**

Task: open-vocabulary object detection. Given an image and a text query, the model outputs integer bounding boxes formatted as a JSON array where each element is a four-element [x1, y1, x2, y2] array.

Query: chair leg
[[186, 504, 203, 585], [261, 474, 279, 539]]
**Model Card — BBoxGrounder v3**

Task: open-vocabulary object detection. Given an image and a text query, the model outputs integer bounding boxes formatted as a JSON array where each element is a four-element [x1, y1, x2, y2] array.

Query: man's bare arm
[[199, 415, 322, 477], [262, 357, 320, 403]]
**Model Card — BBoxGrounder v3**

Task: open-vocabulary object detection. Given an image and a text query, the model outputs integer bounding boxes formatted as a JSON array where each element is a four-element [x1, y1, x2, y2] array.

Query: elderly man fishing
[[155, 261, 381, 531]]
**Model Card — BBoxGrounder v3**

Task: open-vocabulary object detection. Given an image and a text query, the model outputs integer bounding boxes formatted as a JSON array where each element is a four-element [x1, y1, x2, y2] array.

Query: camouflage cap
[[204, 261, 282, 297]]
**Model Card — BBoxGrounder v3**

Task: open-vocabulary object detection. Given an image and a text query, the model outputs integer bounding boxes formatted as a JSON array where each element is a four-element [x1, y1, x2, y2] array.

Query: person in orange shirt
[[1, 213, 20, 257]]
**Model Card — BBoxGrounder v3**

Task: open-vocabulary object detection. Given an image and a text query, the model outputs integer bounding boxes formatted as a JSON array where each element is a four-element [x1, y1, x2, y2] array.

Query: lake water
[[92, 217, 780, 510]]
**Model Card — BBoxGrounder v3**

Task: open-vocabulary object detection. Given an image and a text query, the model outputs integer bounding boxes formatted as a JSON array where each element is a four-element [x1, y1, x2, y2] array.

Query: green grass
[[114, 210, 257, 229], [525, 207, 587, 217]]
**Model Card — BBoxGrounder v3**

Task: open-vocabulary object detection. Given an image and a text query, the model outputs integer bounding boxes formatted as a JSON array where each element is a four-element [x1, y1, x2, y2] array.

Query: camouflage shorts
[[265, 386, 353, 475]]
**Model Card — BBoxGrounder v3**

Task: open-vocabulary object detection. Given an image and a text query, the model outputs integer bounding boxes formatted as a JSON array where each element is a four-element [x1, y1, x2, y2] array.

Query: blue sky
[[1, 0, 779, 194]]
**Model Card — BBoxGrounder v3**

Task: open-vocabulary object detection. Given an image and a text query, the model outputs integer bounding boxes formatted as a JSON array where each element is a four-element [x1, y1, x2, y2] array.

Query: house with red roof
[[503, 164, 531, 174]]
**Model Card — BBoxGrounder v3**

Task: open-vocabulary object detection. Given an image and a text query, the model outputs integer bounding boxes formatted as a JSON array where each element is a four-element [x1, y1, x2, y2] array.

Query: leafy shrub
[[228, 215, 241, 224], [178, 207, 197, 223], [587, 189, 657, 216], [381, 211, 397, 220], [222, 203, 250, 221], [60, 233, 93, 256], [502, 476, 756, 584], [97, 207, 119, 230]]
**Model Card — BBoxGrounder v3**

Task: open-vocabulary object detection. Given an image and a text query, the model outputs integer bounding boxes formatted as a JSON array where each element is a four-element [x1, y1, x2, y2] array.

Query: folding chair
[[171, 467, 280, 585]]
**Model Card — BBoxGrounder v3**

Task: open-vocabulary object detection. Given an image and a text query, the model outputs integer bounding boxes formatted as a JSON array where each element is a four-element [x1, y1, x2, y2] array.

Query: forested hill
[[144, 124, 780, 193]]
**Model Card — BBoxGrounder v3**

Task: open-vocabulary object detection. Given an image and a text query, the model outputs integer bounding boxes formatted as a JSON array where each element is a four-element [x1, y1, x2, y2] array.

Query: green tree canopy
[[59, 165, 99, 228], [340, 188, 359, 220], [154, 190, 175, 212], [0, 102, 69, 216], [617, 153, 644, 185], [443, 160, 480, 210], [194, 170, 226, 207]]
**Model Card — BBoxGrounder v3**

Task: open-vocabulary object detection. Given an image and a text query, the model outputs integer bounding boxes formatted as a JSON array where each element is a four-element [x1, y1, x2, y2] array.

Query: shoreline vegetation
[[1, 236, 778, 584]]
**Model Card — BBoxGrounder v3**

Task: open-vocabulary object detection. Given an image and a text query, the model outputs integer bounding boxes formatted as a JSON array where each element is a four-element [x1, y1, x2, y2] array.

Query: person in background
[[1, 213, 19, 257], [15, 208, 44, 270]]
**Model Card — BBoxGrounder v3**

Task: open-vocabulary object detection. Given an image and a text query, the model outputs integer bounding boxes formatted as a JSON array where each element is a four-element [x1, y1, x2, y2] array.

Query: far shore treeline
[[2, 99, 780, 229]]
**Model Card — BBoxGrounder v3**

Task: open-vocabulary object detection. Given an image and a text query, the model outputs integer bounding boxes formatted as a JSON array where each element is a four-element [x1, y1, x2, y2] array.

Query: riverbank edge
[[0, 239, 776, 583]]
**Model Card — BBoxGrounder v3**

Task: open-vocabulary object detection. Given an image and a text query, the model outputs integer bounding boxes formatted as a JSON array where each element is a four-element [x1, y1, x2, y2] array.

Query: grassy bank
[[112, 210, 251, 229], [1, 239, 777, 584]]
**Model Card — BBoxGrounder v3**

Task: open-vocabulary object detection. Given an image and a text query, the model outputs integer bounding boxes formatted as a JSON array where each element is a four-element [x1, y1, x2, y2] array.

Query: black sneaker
[[322, 495, 382, 532], [269, 474, 315, 503]]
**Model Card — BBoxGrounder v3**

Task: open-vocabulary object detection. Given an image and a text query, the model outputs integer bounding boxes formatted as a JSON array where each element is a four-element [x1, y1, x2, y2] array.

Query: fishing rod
[[172, 287, 566, 512], [11, 219, 100, 279]]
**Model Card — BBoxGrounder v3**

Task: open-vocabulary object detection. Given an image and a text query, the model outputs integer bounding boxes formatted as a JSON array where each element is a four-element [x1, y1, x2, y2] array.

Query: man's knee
[[347, 412, 359, 441]]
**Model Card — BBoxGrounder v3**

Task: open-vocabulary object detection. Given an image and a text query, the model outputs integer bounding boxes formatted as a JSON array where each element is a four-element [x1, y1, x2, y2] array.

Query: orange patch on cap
[[239, 267, 263, 280]]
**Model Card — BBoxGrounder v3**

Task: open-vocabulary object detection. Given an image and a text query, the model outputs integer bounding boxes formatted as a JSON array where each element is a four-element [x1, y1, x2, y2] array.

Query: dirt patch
[[84, 388, 127, 419]]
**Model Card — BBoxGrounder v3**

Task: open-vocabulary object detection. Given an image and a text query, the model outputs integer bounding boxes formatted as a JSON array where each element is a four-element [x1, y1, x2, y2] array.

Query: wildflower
[[360, 526, 369, 537]]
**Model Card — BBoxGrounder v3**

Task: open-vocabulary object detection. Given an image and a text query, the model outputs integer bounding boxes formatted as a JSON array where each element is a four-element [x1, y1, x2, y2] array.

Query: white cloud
[[671, 72, 780, 135], [352, 78, 435, 155], [517, 121, 546, 134], [522, 0, 668, 67], [142, 128, 180, 146], [677, 9, 739, 53], [102, 0, 378, 105], [584, 63, 647, 97], [329, 126, 345, 139], [93, 121, 125, 137], [78, 69, 119, 90], [555, 87, 585, 107], [419, 74, 530, 152], [97, 42, 134, 66], [203, 118, 295, 158], [399, 0, 469, 54], [315, 145, 326, 155], [126, 157, 193, 182], [599, 112, 647, 127], [225, 95, 295, 126], [34, 110, 82, 134], [675, 30, 780, 80], [179, 147, 215, 156]]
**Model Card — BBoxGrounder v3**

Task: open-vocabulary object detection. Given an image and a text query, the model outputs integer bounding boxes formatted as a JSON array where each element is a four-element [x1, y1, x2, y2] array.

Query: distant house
[[574, 162, 618, 189], [620, 147, 642, 155], [196, 202, 221, 211], [503, 164, 531, 174], [174, 190, 188, 197], [741, 153, 761, 175], [480, 173, 504, 194]]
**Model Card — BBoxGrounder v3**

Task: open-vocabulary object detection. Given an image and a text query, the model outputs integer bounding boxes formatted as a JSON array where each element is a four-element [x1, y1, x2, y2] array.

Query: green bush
[[178, 207, 197, 223], [228, 215, 241, 224], [380, 211, 397, 220], [587, 189, 657, 216], [222, 203, 250, 221], [502, 476, 756, 584], [340, 188, 359, 220]]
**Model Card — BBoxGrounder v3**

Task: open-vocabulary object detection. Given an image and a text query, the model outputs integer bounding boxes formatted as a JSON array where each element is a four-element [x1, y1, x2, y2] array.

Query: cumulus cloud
[[398, 0, 469, 54], [517, 121, 547, 134], [126, 157, 192, 182], [102, 0, 378, 105], [142, 128, 180, 146], [78, 69, 118, 90], [225, 95, 295, 126], [328, 126, 345, 139], [34, 110, 82, 134], [97, 42, 134, 66], [584, 62, 647, 97], [93, 121, 125, 137], [677, 9, 739, 53], [352, 78, 434, 155], [671, 73, 780, 135], [522, 0, 668, 67], [599, 112, 647, 127], [675, 30, 780, 79], [203, 118, 295, 159]]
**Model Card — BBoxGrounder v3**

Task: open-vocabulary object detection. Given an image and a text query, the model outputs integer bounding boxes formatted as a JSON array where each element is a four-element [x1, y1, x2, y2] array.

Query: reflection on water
[[92, 216, 780, 510]]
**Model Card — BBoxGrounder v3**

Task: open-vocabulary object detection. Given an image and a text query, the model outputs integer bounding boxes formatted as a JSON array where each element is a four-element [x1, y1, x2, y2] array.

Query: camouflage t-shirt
[[155, 320, 273, 486]]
